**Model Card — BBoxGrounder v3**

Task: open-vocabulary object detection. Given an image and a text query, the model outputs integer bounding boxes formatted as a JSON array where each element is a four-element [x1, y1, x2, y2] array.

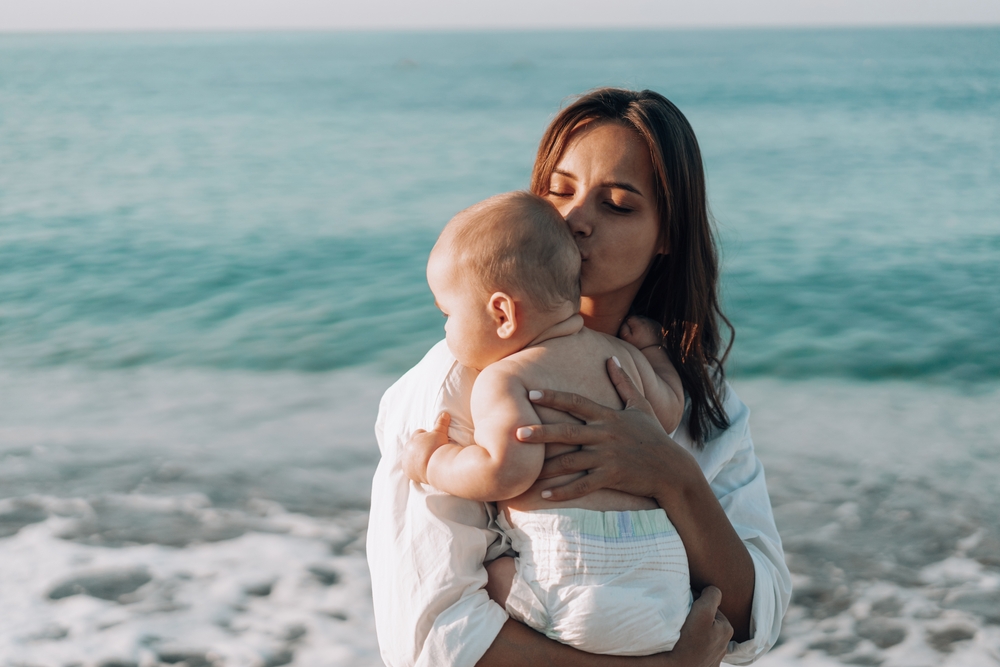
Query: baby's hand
[[401, 412, 452, 485], [619, 315, 664, 350]]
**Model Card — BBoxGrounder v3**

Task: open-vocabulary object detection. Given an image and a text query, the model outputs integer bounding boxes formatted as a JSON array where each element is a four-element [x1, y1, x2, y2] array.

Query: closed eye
[[606, 201, 633, 214]]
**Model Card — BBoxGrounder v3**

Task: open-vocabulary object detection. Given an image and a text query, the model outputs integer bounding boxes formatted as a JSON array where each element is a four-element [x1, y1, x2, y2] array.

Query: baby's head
[[427, 191, 581, 370]]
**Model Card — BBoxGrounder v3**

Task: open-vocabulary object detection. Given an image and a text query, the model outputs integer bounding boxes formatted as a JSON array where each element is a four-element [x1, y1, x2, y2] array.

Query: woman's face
[[543, 121, 663, 308]]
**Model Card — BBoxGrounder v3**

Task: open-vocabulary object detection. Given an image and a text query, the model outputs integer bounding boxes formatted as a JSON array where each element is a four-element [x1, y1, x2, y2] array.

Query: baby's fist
[[400, 411, 451, 485], [619, 315, 664, 350]]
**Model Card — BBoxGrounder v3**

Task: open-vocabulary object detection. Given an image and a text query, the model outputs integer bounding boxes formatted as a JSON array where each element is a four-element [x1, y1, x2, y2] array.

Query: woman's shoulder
[[382, 340, 453, 401], [376, 340, 478, 454], [380, 340, 479, 411]]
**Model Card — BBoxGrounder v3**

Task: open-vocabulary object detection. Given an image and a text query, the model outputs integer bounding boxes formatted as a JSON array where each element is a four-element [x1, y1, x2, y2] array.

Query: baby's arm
[[619, 315, 685, 434], [405, 362, 545, 502]]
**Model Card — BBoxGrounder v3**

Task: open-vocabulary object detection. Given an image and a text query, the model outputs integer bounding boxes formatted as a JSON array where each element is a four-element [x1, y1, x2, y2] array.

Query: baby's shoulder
[[593, 329, 632, 351], [473, 356, 530, 389], [582, 329, 643, 365], [468, 358, 534, 410], [578, 329, 649, 391], [477, 348, 557, 393]]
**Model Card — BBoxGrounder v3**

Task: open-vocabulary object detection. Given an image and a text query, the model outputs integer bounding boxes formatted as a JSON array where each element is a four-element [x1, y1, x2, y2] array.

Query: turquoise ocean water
[[1, 29, 999, 667], [2, 28, 998, 381]]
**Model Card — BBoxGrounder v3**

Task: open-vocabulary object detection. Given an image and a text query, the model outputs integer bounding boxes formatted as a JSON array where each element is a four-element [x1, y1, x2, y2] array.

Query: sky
[[2, 0, 1000, 32]]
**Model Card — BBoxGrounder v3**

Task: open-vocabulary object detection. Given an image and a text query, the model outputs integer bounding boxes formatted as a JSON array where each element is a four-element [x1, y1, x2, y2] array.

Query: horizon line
[[3, 21, 999, 36]]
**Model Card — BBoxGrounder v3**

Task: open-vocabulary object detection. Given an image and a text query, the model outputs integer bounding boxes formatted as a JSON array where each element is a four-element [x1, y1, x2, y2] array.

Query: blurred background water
[[1, 28, 998, 667]]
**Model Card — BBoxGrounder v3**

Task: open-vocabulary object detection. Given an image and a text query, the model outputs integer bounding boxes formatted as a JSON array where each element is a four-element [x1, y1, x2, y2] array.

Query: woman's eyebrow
[[553, 169, 644, 197], [602, 181, 643, 196]]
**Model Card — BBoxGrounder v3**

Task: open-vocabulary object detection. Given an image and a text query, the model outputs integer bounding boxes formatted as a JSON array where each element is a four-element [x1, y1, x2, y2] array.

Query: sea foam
[[2, 369, 998, 665]]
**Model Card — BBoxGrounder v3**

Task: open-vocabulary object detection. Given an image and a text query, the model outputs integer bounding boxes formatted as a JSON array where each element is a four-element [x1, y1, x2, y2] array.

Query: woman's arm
[[376, 342, 751, 667], [516, 359, 758, 642], [386, 419, 736, 667], [477, 588, 733, 667]]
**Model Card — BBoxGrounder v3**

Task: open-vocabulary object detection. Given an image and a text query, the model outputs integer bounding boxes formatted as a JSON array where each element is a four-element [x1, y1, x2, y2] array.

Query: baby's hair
[[436, 191, 581, 312]]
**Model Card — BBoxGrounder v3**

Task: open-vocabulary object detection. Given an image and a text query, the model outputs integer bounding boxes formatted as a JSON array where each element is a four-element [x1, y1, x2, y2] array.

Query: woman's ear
[[489, 292, 517, 339]]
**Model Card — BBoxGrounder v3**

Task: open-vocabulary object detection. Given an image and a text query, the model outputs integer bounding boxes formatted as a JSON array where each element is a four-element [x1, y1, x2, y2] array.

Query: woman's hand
[[477, 585, 732, 667], [516, 357, 756, 642], [517, 357, 700, 507], [663, 587, 733, 667], [400, 411, 451, 485]]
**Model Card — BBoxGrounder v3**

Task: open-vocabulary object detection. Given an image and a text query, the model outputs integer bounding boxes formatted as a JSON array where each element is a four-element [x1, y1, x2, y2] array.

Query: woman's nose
[[563, 202, 593, 238]]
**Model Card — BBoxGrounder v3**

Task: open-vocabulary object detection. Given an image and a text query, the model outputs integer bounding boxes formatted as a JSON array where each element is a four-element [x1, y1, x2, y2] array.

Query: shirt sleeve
[[368, 457, 508, 667], [367, 347, 509, 667], [702, 389, 792, 665]]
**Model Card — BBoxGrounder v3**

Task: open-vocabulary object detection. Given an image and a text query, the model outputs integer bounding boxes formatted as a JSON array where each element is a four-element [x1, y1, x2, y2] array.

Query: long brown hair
[[530, 88, 734, 445]]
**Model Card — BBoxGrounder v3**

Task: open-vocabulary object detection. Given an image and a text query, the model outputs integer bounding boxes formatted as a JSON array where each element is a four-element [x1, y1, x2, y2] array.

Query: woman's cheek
[[578, 262, 596, 296]]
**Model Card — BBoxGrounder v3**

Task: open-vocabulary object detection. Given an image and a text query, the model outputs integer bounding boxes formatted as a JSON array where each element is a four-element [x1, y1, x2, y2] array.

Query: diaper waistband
[[504, 507, 677, 543]]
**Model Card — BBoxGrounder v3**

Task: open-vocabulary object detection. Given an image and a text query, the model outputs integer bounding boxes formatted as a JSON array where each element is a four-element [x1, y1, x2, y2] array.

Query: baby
[[404, 191, 693, 656]]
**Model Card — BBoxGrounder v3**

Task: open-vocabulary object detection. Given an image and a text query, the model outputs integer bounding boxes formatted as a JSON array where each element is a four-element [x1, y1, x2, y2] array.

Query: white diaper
[[497, 507, 692, 656]]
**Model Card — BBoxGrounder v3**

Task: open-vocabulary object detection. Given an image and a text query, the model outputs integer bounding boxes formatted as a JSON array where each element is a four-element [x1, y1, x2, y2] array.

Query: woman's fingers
[[694, 586, 733, 658], [514, 421, 597, 445], [526, 388, 612, 423], [540, 473, 600, 501], [716, 608, 733, 631], [606, 357, 653, 412], [671, 586, 732, 667], [536, 448, 599, 479], [694, 585, 723, 610]]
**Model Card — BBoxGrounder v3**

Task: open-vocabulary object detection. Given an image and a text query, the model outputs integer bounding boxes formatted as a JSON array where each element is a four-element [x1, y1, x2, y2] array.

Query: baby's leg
[[484, 556, 515, 607]]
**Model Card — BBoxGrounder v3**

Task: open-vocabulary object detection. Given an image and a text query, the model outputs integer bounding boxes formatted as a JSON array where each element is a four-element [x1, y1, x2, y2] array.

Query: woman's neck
[[580, 295, 631, 337]]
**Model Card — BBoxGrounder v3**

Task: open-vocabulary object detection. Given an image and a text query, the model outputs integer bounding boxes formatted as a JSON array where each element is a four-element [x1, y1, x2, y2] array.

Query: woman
[[367, 88, 791, 667]]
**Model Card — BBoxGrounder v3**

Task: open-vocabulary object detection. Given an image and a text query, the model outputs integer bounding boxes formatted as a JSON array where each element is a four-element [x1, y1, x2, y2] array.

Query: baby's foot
[[619, 315, 664, 350]]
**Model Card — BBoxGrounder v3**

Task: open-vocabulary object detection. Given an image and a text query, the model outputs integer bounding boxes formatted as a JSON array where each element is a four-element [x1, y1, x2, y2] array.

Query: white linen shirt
[[367, 340, 791, 666]]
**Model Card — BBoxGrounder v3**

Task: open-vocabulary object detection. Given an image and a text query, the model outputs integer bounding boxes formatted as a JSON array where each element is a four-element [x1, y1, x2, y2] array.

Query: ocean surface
[[1, 28, 998, 667]]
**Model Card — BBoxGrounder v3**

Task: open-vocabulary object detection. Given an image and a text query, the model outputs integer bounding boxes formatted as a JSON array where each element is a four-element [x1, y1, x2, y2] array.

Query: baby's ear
[[490, 292, 517, 339]]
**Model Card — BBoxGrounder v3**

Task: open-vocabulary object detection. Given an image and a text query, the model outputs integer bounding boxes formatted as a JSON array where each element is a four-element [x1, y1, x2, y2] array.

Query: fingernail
[[516, 427, 533, 439], [528, 390, 542, 400], [541, 490, 552, 499], [612, 356, 621, 368]]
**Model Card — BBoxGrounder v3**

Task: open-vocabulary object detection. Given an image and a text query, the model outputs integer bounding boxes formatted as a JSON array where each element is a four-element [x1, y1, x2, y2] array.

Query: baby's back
[[494, 328, 658, 513]]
